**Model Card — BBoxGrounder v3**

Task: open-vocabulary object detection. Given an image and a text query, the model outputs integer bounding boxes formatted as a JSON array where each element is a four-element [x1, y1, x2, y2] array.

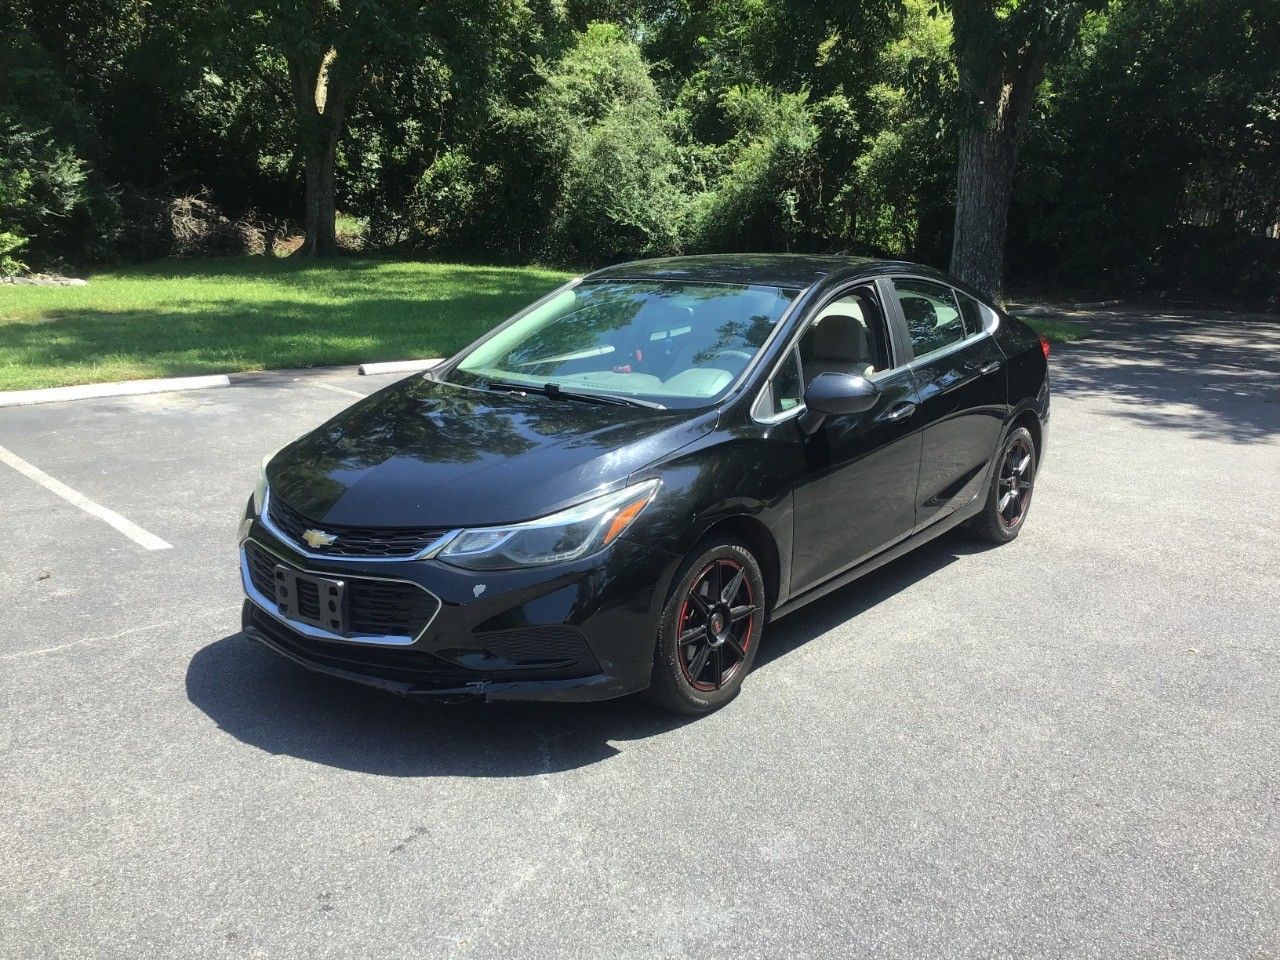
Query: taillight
[[1038, 333, 1050, 359]]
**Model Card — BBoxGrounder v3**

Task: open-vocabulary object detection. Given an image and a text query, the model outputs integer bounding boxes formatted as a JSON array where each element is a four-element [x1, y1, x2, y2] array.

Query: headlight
[[252, 453, 271, 516], [438, 479, 660, 571]]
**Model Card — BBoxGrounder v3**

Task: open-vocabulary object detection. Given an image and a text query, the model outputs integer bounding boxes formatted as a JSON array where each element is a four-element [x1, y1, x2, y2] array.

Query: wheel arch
[[1010, 407, 1043, 461], [693, 514, 782, 616]]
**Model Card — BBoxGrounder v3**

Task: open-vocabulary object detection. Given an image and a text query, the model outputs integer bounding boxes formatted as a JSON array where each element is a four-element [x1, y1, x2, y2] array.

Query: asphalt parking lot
[[2, 307, 1278, 959]]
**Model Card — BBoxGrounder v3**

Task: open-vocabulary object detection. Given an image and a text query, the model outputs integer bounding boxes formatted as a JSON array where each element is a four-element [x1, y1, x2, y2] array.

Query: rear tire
[[969, 426, 1037, 544], [645, 538, 766, 715]]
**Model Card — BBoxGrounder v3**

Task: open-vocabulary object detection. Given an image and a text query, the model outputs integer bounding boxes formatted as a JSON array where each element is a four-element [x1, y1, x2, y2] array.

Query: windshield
[[448, 280, 798, 408]]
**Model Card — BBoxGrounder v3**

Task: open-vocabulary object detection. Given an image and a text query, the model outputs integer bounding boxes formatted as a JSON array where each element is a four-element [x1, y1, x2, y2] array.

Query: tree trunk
[[289, 49, 353, 259], [301, 129, 340, 257], [949, 58, 1044, 300]]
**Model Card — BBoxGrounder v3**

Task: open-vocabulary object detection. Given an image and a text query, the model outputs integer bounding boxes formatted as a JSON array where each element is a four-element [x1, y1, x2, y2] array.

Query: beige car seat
[[804, 312, 877, 381]]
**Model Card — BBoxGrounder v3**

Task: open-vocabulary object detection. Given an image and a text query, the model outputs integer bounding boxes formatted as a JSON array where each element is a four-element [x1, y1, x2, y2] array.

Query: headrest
[[811, 314, 869, 362], [901, 296, 937, 331]]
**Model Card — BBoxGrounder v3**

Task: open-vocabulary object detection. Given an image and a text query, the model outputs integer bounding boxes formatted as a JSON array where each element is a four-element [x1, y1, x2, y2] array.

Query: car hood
[[267, 376, 714, 527]]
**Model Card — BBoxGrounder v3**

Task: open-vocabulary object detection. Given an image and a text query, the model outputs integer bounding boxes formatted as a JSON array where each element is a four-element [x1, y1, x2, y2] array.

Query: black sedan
[[239, 254, 1049, 713]]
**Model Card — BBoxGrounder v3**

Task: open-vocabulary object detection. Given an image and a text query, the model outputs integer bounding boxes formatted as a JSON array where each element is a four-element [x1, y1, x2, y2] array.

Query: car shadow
[[757, 529, 992, 669], [186, 529, 989, 778]]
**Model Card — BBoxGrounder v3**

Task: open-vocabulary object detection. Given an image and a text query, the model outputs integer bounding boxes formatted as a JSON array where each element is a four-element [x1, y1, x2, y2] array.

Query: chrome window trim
[[260, 488, 463, 563], [752, 398, 807, 425], [888, 274, 1002, 367], [904, 327, 992, 368], [241, 537, 443, 647], [750, 344, 807, 424]]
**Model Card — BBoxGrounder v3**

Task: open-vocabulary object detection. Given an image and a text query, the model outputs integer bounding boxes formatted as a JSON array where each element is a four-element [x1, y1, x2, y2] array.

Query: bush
[[0, 121, 94, 276], [0, 34, 113, 274], [501, 23, 690, 264], [689, 86, 821, 251], [115, 190, 267, 261]]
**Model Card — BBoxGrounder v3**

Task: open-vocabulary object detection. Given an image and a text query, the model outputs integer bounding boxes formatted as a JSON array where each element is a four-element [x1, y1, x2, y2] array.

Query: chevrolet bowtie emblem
[[302, 528, 338, 548]]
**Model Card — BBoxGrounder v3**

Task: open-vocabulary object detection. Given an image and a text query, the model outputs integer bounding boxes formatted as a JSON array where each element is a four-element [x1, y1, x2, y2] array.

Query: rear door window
[[953, 289, 990, 336], [892, 278, 966, 358]]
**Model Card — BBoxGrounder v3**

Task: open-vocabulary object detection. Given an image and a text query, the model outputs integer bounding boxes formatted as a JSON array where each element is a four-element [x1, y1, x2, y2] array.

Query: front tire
[[645, 539, 766, 715], [969, 425, 1038, 543]]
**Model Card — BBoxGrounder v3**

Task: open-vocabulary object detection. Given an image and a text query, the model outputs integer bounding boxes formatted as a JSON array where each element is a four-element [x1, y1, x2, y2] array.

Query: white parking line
[[0, 443, 173, 551], [310, 382, 366, 399]]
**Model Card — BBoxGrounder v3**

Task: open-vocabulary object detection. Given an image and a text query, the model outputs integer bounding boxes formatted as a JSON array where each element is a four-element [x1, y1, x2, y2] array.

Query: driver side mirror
[[798, 372, 880, 433]]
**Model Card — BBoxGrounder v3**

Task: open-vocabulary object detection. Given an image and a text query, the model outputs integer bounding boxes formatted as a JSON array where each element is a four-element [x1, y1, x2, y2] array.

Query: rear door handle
[[980, 361, 1002, 375], [878, 401, 917, 423]]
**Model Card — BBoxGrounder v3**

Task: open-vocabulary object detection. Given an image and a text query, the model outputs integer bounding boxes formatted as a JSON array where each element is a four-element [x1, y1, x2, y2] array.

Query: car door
[[774, 282, 924, 592], [885, 277, 1007, 530]]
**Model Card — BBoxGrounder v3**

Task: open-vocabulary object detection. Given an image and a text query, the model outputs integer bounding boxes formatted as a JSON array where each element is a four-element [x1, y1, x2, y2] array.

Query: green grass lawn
[[0, 256, 1097, 392], [0, 257, 571, 391], [1019, 315, 1094, 344]]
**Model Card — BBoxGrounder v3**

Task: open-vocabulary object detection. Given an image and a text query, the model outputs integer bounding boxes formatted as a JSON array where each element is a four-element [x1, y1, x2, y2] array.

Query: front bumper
[[238, 511, 680, 703]]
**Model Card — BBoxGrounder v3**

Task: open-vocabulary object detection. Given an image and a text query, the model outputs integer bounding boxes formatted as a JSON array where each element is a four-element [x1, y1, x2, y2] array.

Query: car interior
[[797, 289, 889, 385], [897, 283, 967, 356], [508, 286, 795, 398]]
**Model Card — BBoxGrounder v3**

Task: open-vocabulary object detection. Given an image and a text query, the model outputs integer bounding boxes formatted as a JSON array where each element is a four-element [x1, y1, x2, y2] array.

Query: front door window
[[797, 287, 890, 384]]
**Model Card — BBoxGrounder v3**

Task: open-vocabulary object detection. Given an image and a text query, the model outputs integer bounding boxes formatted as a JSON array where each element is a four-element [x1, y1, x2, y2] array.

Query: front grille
[[244, 540, 439, 639], [267, 493, 448, 558]]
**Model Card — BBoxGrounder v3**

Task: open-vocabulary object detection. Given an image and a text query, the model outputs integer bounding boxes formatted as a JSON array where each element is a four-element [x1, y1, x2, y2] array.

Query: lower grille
[[247, 607, 597, 686], [244, 540, 439, 639], [247, 607, 467, 684], [474, 627, 595, 668]]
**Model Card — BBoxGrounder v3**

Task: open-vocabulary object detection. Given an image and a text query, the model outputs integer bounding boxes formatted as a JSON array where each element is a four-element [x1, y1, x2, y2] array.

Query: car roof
[[583, 253, 948, 290]]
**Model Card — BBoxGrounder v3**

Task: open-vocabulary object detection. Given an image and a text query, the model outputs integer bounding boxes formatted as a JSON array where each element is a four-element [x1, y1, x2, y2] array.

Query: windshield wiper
[[483, 379, 665, 410], [547, 384, 666, 410]]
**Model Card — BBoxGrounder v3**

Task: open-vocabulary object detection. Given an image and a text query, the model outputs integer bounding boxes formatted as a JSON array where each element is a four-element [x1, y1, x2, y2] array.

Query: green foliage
[[498, 22, 688, 263], [1019, 316, 1094, 343], [1010, 0, 1280, 299], [846, 0, 957, 258], [690, 87, 822, 251], [0, 33, 112, 274], [0, 0, 1275, 302]]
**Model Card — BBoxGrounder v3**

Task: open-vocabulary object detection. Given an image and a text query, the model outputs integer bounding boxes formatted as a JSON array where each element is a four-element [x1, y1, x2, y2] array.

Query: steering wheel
[[704, 348, 754, 373]]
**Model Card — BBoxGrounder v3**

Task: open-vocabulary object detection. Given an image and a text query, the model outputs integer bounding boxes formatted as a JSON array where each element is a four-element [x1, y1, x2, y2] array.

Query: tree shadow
[[1044, 306, 1279, 443], [185, 529, 989, 778]]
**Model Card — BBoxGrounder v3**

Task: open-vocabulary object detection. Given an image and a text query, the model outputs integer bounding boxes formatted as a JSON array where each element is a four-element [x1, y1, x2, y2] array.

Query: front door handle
[[980, 361, 1002, 375], [878, 401, 917, 423]]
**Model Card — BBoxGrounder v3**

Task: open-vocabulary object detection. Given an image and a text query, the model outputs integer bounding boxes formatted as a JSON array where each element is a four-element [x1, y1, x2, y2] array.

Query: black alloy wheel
[[997, 435, 1035, 529], [676, 558, 756, 692], [647, 539, 767, 714], [970, 425, 1038, 544]]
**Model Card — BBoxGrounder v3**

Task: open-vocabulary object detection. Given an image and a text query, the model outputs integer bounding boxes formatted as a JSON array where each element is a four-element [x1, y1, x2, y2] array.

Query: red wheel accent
[[676, 558, 756, 692]]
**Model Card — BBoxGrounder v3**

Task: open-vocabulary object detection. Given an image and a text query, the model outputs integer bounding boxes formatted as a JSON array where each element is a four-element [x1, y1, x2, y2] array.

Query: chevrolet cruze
[[239, 254, 1050, 713]]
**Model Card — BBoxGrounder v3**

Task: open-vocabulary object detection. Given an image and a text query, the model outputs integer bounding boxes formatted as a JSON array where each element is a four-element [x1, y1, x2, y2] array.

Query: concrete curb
[[0, 356, 442, 409], [358, 358, 442, 376], [0, 374, 231, 408]]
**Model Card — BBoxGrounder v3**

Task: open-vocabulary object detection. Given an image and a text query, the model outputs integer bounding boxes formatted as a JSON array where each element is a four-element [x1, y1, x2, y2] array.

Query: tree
[[942, 0, 1100, 297], [1009, 0, 1280, 299], [209, 0, 523, 257]]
